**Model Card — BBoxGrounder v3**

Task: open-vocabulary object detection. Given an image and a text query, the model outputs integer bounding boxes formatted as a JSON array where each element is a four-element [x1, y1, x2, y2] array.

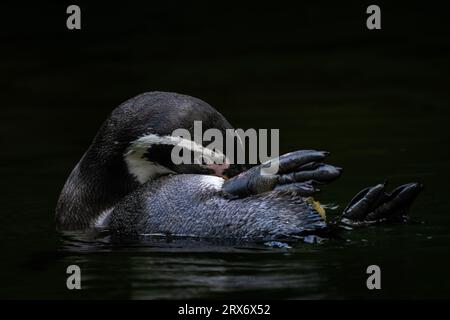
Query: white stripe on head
[[124, 143, 174, 184], [124, 133, 226, 184], [132, 134, 226, 163]]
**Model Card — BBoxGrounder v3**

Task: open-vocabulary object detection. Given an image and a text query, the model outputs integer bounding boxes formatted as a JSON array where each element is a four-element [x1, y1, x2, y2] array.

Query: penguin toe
[[341, 181, 423, 225], [223, 149, 342, 197]]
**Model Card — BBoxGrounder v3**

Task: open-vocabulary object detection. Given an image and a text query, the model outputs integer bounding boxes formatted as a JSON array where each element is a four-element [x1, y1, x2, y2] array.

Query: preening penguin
[[56, 92, 422, 241]]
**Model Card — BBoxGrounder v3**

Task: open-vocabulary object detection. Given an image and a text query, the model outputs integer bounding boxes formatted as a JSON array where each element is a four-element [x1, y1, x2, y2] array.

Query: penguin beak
[[191, 150, 230, 178], [203, 162, 230, 178]]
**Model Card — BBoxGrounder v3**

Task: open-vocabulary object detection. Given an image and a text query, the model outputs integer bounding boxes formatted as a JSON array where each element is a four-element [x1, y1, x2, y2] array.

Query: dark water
[[1, 2, 450, 299]]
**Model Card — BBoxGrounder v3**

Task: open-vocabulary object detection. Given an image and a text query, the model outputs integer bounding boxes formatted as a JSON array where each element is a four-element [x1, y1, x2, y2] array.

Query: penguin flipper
[[222, 150, 342, 198], [341, 181, 423, 225]]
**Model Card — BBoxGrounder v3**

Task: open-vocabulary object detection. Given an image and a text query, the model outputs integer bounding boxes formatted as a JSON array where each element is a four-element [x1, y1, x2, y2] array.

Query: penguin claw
[[341, 181, 423, 224], [341, 182, 387, 221], [277, 150, 329, 174], [223, 150, 341, 197], [278, 163, 342, 185]]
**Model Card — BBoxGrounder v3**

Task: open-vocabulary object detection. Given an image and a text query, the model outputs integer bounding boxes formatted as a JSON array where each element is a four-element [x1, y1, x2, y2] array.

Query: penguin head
[[82, 92, 234, 186], [123, 131, 231, 184]]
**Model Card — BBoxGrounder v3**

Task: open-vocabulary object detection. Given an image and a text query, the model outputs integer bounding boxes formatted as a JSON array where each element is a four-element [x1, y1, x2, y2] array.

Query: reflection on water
[[59, 232, 328, 299]]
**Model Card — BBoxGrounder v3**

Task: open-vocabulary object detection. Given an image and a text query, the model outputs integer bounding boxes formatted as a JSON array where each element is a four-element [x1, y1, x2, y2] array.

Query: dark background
[[1, 1, 449, 299]]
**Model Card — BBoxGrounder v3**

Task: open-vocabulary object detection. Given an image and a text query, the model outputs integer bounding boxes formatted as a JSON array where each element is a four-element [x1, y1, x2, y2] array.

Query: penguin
[[56, 91, 422, 241]]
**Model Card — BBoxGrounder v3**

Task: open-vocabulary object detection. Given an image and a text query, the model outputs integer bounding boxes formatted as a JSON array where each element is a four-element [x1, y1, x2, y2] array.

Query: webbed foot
[[341, 181, 423, 225], [223, 150, 342, 197]]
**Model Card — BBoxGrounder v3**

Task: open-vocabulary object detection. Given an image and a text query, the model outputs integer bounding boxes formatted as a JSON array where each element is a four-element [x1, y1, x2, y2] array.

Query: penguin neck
[[56, 152, 140, 230]]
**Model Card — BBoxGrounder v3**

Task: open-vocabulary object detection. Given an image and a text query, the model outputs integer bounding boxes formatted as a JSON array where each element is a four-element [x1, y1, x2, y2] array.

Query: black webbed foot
[[223, 150, 342, 197], [341, 181, 423, 225]]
